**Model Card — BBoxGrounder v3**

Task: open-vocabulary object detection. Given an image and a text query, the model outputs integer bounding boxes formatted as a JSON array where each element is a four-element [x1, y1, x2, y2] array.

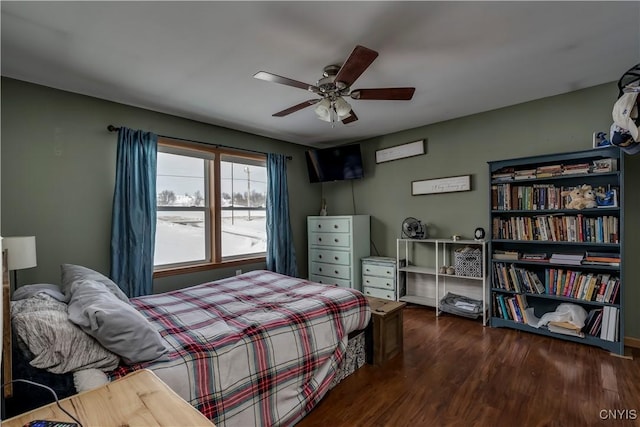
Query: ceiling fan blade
[[273, 99, 320, 117], [350, 88, 415, 100], [334, 45, 379, 87], [254, 71, 319, 92], [341, 110, 358, 124]]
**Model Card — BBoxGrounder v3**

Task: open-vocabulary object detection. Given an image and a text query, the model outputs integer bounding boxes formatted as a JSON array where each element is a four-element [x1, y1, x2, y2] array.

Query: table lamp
[[2, 236, 37, 291]]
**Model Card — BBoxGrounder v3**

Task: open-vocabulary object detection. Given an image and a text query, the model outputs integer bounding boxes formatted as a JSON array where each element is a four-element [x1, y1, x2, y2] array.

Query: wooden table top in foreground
[[2, 369, 215, 427]]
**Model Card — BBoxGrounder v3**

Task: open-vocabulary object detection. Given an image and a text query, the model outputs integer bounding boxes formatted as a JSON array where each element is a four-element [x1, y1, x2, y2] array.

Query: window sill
[[153, 256, 266, 278]]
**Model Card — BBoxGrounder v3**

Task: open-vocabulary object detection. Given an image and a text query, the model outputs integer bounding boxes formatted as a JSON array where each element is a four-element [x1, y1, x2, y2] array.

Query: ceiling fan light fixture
[[314, 98, 332, 121], [334, 96, 352, 118]]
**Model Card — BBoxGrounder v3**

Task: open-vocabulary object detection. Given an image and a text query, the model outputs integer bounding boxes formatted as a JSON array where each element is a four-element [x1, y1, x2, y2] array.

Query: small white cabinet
[[361, 256, 403, 301], [308, 215, 370, 290], [396, 238, 488, 325]]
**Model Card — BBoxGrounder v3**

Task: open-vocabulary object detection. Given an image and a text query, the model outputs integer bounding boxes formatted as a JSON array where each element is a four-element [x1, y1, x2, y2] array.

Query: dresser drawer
[[311, 262, 351, 280], [309, 232, 351, 248], [308, 217, 351, 233], [310, 274, 352, 288], [363, 286, 395, 301], [362, 263, 395, 278], [309, 248, 351, 266], [363, 275, 395, 290]]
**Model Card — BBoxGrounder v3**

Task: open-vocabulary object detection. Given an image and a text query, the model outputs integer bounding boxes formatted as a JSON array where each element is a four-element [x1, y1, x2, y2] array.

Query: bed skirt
[[330, 330, 366, 389]]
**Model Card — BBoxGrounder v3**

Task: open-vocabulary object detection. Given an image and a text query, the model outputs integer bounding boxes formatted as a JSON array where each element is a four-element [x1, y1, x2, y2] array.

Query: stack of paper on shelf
[[548, 321, 585, 338]]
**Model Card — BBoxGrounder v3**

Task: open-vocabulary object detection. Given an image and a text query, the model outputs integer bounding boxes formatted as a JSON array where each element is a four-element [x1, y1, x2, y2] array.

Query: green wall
[[321, 81, 639, 339], [0, 77, 320, 293], [2, 77, 638, 340]]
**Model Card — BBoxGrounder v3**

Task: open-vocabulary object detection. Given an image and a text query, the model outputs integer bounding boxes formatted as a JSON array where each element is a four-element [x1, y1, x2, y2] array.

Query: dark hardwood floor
[[298, 305, 640, 427]]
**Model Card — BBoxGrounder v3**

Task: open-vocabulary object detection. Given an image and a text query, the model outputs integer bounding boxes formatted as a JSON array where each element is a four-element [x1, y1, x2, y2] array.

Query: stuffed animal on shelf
[[561, 185, 599, 209], [580, 185, 599, 209], [561, 187, 586, 209]]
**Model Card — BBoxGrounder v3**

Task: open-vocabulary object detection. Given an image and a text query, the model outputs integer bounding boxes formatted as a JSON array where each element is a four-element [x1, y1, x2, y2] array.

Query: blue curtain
[[110, 127, 158, 297], [266, 153, 298, 277]]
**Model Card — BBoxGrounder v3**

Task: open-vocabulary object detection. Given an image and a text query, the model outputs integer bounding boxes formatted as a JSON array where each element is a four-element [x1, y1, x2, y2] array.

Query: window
[[154, 138, 267, 274]]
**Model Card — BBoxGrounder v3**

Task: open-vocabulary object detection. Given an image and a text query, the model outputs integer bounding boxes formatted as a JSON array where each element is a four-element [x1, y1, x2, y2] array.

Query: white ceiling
[[2, 1, 639, 148]]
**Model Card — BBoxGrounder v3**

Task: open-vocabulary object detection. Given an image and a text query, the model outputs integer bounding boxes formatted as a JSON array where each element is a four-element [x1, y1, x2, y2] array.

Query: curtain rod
[[107, 125, 292, 160]]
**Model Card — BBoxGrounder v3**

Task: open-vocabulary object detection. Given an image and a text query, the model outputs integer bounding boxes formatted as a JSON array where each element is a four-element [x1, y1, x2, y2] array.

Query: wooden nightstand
[[366, 296, 406, 366], [1, 369, 215, 427]]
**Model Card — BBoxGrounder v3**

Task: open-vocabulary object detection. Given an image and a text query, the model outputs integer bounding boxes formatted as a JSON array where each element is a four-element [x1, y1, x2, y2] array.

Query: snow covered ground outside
[[154, 210, 266, 266]]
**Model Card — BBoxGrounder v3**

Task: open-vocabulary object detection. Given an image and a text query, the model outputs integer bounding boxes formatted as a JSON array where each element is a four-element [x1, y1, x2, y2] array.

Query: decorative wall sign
[[375, 139, 425, 164], [412, 175, 471, 195]]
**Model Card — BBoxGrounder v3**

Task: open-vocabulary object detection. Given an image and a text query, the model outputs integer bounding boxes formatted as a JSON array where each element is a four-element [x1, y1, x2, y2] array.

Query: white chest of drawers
[[362, 256, 401, 301], [308, 215, 370, 291]]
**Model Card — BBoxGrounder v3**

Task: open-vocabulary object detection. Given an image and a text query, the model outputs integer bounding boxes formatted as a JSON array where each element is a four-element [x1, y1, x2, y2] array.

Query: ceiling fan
[[253, 45, 415, 125]]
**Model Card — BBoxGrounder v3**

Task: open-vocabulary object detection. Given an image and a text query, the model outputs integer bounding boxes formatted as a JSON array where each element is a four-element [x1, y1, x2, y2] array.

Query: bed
[[6, 265, 371, 426]]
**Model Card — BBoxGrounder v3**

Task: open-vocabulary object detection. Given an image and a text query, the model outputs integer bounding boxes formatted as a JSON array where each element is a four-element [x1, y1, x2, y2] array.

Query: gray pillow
[[11, 294, 120, 374], [67, 279, 168, 364], [12, 283, 67, 302], [61, 264, 129, 303]]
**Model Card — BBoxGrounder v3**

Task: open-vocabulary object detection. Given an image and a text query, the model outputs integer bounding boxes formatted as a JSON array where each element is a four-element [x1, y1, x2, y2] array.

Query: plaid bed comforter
[[108, 270, 371, 426]]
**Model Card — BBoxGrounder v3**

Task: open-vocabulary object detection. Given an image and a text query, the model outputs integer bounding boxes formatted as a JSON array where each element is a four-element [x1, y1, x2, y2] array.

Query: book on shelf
[[549, 253, 584, 265], [587, 309, 604, 336], [596, 188, 618, 208], [591, 158, 617, 173], [535, 164, 562, 178], [581, 260, 620, 267], [583, 251, 620, 264], [493, 250, 519, 260], [585, 251, 620, 258], [548, 323, 585, 338], [520, 252, 549, 262], [583, 308, 601, 333], [600, 306, 619, 342], [514, 169, 537, 180], [561, 163, 591, 175], [600, 306, 610, 340]]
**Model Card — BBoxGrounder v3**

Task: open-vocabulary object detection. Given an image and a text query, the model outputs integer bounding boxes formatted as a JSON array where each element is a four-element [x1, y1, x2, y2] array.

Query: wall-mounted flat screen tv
[[305, 143, 364, 183]]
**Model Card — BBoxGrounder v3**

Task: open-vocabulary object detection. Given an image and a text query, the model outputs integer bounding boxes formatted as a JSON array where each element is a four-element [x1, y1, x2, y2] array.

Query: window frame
[[153, 138, 267, 278]]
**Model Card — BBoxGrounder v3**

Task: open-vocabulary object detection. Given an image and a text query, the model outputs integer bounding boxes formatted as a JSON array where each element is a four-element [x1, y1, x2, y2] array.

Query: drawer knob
[[319, 267, 323, 272], [334, 224, 338, 229], [334, 238, 339, 243], [318, 254, 323, 259], [334, 256, 339, 260], [366, 280, 370, 283], [334, 270, 339, 274], [318, 224, 322, 228], [318, 238, 322, 242], [366, 268, 370, 272]]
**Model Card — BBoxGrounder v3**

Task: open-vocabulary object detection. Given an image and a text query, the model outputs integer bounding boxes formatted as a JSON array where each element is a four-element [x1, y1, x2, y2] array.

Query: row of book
[[491, 158, 618, 182], [491, 183, 619, 211], [493, 293, 531, 324], [493, 250, 620, 266], [492, 294, 619, 342], [492, 263, 546, 294], [543, 269, 620, 303], [584, 306, 619, 342], [491, 214, 619, 244], [492, 263, 620, 304]]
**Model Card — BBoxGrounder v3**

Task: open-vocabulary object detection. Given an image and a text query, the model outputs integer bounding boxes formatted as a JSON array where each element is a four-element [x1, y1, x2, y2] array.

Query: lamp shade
[[3, 236, 37, 270], [334, 97, 352, 118], [314, 98, 332, 122]]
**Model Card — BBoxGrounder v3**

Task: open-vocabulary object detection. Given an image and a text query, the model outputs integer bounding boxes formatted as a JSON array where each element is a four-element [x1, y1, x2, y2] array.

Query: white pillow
[[67, 279, 168, 364]]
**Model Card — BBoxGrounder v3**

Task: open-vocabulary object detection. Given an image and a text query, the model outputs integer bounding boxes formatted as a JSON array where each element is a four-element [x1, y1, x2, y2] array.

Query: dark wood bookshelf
[[488, 147, 626, 355]]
